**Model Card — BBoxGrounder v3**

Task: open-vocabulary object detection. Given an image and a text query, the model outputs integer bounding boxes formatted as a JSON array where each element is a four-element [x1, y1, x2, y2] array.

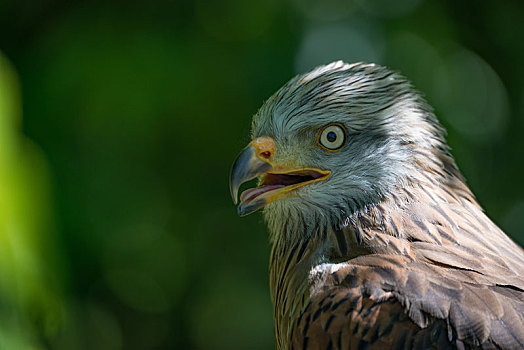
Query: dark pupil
[[326, 131, 337, 142]]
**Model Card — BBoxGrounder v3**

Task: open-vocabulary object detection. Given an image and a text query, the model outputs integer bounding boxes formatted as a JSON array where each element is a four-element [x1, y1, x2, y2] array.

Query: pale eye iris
[[319, 124, 346, 151]]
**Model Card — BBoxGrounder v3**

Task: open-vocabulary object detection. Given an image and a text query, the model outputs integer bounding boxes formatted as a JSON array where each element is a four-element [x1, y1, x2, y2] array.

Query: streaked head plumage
[[233, 61, 453, 240]]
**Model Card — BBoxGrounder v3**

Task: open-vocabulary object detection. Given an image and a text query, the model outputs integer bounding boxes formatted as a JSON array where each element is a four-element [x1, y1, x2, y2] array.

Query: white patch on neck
[[308, 262, 346, 295]]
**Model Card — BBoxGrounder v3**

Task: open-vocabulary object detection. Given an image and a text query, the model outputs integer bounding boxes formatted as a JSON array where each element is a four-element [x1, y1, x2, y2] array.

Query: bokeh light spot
[[106, 269, 170, 313], [355, 0, 423, 18], [295, 23, 384, 73], [435, 47, 509, 142]]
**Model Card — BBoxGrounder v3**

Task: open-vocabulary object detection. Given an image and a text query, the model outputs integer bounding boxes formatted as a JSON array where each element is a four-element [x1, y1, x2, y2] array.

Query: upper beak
[[229, 137, 330, 216], [229, 142, 274, 205]]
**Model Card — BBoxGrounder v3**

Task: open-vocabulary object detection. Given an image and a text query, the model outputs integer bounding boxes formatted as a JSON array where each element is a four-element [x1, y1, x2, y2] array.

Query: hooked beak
[[229, 137, 331, 216]]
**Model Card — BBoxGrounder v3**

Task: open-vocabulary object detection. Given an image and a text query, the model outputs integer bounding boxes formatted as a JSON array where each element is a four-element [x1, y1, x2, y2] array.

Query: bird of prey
[[229, 61, 524, 349]]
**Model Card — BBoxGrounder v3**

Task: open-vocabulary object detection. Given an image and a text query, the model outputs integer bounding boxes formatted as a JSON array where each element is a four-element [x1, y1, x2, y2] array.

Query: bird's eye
[[318, 123, 346, 151]]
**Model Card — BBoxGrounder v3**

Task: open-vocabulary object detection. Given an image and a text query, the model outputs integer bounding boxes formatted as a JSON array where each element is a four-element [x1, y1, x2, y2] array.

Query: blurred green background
[[0, 0, 523, 348]]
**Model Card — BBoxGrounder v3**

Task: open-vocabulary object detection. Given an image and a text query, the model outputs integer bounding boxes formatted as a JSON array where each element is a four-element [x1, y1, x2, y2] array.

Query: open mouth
[[229, 141, 331, 216], [239, 168, 330, 205]]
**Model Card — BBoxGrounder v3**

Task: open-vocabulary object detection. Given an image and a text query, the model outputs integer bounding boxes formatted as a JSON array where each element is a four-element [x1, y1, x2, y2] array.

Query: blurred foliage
[[0, 51, 63, 348], [0, 0, 523, 348]]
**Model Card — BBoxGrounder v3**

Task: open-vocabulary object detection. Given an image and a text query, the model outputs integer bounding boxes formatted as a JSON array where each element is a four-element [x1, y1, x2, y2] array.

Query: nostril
[[250, 137, 275, 161], [260, 151, 271, 159]]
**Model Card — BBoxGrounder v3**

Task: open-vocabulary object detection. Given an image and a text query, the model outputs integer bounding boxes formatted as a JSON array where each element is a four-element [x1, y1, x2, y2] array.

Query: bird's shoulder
[[295, 251, 524, 349], [293, 255, 449, 349]]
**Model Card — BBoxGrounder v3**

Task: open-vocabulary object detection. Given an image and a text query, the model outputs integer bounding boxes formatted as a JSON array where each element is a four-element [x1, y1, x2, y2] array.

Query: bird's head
[[230, 61, 448, 239]]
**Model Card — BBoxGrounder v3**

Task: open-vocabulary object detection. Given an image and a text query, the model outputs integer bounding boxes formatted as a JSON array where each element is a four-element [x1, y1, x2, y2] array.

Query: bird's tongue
[[240, 185, 285, 204]]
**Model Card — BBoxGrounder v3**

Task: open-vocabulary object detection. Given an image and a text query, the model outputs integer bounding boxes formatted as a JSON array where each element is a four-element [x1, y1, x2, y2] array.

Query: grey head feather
[[250, 61, 455, 242]]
